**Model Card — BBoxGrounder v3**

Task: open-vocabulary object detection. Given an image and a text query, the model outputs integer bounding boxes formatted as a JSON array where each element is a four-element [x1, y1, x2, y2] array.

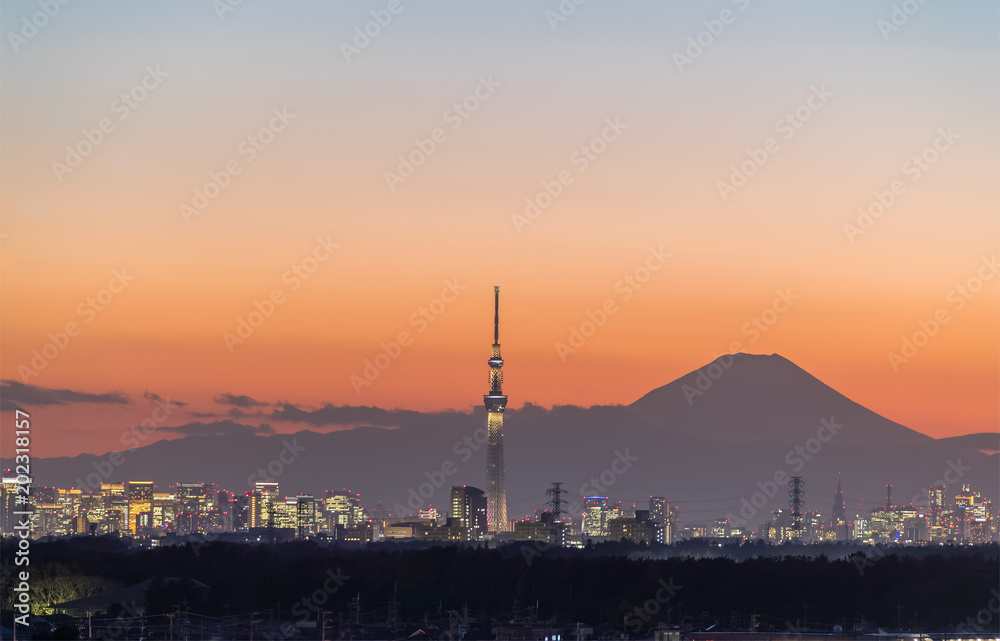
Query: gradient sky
[[1, 1, 997, 458]]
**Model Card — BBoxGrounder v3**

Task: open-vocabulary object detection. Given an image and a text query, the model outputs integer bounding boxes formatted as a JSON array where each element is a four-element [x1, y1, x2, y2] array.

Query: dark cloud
[[215, 393, 268, 408], [268, 402, 478, 430], [190, 412, 219, 418], [155, 420, 274, 437], [143, 391, 187, 407], [0, 380, 129, 412]]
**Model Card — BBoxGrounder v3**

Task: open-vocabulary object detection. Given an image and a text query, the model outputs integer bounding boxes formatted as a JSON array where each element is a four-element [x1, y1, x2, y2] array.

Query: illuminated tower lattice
[[484, 286, 509, 533]]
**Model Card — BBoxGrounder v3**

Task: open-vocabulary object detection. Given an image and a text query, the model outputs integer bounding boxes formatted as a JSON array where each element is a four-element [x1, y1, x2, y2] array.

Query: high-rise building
[[450, 485, 487, 540], [56, 488, 82, 533], [294, 495, 317, 538], [608, 510, 659, 544], [513, 511, 568, 546], [101, 483, 127, 532], [232, 493, 251, 532], [250, 481, 279, 528], [649, 496, 669, 544], [80, 492, 104, 526], [1, 477, 24, 535], [151, 491, 178, 529], [832, 474, 847, 540], [175, 482, 209, 519], [484, 286, 509, 533], [323, 489, 364, 531], [126, 481, 153, 532], [583, 496, 609, 538], [649, 496, 666, 523]]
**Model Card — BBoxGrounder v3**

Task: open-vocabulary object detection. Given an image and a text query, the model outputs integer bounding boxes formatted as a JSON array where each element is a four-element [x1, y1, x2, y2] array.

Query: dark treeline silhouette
[[2, 537, 997, 639]]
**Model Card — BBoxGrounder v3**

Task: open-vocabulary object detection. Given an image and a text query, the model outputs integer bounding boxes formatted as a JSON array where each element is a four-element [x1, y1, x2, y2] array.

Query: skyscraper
[[250, 481, 279, 529], [583, 496, 609, 538], [450, 485, 487, 540], [126, 480, 153, 532], [485, 286, 509, 533]]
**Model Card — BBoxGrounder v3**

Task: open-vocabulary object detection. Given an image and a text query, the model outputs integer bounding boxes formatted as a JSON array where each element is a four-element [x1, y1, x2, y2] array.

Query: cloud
[[190, 411, 219, 418], [0, 380, 129, 412], [215, 393, 268, 408], [143, 391, 187, 407], [154, 420, 274, 437], [268, 402, 478, 430]]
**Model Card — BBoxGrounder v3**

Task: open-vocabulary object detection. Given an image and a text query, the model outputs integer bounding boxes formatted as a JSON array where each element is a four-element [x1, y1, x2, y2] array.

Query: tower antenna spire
[[485, 286, 508, 533], [494, 285, 500, 345]]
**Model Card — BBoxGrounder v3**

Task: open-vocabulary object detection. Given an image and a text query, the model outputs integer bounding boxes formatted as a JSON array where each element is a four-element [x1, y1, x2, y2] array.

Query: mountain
[[8, 354, 997, 528], [630, 353, 931, 444], [935, 432, 1000, 454]]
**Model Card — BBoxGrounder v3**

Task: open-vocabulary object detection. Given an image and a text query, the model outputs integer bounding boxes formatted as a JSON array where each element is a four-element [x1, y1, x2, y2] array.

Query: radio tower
[[546, 482, 567, 521], [485, 286, 509, 533], [789, 476, 804, 539]]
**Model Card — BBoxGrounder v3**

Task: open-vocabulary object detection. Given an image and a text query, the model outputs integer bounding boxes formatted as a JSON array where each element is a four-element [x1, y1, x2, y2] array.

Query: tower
[[832, 474, 846, 540], [546, 482, 567, 521], [788, 476, 804, 539], [485, 286, 509, 533]]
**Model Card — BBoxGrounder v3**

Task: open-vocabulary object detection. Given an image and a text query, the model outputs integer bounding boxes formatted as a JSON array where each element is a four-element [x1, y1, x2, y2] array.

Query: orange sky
[[1, 1, 997, 457]]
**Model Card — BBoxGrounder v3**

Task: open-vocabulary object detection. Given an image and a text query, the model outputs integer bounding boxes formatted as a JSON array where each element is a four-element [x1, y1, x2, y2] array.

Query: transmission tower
[[546, 482, 567, 521], [788, 476, 805, 538]]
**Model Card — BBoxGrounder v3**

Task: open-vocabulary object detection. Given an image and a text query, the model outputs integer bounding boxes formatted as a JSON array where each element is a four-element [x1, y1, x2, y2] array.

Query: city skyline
[[5, 467, 995, 546]]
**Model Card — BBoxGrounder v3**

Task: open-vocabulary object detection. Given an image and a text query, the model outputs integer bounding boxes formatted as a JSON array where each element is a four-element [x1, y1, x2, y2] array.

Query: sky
[[1, 0, 997, 458]]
